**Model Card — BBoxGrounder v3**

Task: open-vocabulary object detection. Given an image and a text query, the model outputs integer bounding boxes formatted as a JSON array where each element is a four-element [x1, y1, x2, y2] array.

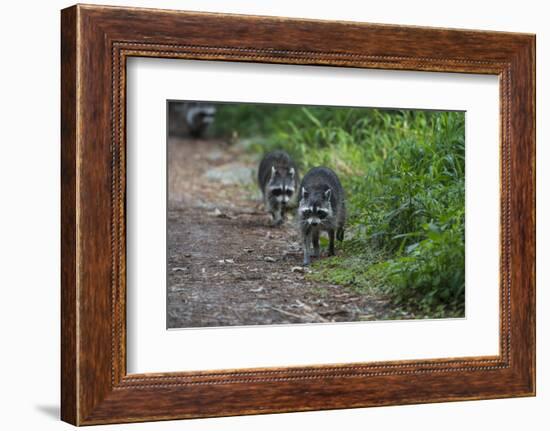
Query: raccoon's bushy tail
[[336, 228, 345, 242]]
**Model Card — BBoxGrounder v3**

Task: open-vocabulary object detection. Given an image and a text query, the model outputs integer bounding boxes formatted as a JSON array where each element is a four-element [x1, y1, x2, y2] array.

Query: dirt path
[[167, 137, 406, 328]]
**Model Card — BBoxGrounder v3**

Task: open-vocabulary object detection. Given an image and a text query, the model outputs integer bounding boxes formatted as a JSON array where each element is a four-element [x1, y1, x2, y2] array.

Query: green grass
[[212, 104, 465, 317]]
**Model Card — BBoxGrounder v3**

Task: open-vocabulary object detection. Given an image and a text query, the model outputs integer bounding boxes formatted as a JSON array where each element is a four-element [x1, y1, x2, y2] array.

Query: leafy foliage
[[212, 104, 465, 317]]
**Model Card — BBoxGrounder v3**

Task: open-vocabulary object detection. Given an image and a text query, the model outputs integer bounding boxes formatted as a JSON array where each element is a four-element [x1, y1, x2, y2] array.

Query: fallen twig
[[269, 304, 329, 323], [268, 306, 309, 321]]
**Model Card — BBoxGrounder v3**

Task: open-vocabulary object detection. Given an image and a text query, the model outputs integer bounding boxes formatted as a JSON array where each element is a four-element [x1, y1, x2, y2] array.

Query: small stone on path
[[205, 164, 254, 185], [172, 267, 188, 272]]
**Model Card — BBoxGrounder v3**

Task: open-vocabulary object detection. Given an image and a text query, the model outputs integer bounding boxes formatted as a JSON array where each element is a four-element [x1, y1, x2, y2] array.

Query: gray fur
[[258, 151, 299, 225], [297, 167, 346, 265], [168, 102, 216, 138]]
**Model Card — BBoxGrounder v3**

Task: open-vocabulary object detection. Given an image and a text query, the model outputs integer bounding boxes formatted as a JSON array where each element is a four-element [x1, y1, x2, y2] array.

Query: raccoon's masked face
[[185, 103, 216, 129], [268, 166, 296, 204], [299, 188, 332, 226]]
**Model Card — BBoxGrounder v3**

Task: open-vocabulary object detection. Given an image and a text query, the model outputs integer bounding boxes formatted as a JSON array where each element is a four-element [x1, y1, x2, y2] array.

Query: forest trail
[[167, 137, 411, 328]]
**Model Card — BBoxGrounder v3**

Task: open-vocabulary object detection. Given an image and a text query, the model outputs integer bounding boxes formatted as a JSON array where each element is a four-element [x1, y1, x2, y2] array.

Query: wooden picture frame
[[61, 4, 535, 425]]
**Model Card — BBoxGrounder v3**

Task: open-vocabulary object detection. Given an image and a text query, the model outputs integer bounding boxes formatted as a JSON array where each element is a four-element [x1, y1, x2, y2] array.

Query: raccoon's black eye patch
[[317, 211, 328, 220], [271, 189, 283, 197], [285, 189, 293, 196], [302, 209, 312, 217]]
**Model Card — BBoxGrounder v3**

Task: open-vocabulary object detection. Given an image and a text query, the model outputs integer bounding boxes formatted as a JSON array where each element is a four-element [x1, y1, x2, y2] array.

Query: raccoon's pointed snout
[[309, 218, 321, 226]]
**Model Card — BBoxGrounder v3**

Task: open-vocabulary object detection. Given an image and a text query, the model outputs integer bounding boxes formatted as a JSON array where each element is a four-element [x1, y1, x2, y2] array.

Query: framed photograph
[[61, 4, 535, 425]]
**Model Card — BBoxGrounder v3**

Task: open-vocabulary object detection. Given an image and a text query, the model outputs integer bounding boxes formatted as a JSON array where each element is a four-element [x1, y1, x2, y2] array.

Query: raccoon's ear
[[324, 188, 332, 201], [302, 187, 309, 199], [289, 167, 295, 177]]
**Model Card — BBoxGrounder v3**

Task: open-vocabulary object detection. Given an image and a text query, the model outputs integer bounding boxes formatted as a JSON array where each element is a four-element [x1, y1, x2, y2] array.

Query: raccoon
[[258, 151, 299, 225], [168, 101, 216, 138], [298, 167, 346, 265]]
